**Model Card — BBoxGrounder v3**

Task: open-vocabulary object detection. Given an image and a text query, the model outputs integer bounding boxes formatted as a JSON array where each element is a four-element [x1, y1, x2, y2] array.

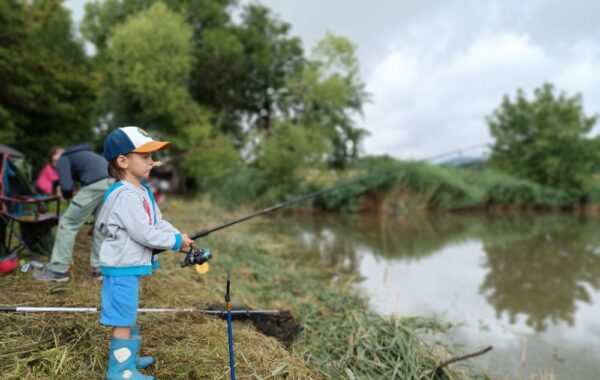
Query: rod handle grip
[[192, 229, 210, 240]]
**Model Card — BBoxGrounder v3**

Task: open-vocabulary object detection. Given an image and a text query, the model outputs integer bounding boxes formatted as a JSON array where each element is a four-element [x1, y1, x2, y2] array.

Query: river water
[[266, 212, 600, 379]]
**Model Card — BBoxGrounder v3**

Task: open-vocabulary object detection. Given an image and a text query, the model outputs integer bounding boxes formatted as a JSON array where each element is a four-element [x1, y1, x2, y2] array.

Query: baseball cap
[[103, 126, 170, 161]]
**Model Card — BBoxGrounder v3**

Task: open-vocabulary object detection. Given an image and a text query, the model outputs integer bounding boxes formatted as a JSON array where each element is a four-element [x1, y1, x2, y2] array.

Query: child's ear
[[117, 155, 129, 169]]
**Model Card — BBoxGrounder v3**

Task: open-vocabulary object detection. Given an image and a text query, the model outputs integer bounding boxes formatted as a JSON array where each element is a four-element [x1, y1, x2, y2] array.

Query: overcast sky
[[65, 0, 600, 160]]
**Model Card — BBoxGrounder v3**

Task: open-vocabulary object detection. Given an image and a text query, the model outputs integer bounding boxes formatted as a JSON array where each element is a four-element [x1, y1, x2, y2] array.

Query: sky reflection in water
[[264, 213, 600, 378]]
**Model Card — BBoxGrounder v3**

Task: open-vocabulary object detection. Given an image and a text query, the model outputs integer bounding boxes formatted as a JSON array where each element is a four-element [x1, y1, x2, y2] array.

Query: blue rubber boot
[[130, 326, 155, 369], [106, 336, 154, 380]]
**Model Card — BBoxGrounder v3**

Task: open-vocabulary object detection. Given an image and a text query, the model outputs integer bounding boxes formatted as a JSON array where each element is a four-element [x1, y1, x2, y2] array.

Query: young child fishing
[[96, 127, 193, 380]]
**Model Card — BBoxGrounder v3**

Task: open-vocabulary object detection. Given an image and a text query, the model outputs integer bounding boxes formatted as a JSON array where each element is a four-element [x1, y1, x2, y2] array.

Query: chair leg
[[7, 219, 13, 250]]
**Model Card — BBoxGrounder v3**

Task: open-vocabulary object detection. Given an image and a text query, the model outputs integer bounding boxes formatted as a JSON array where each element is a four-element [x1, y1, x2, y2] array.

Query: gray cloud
[[257, 0, 600, 159]]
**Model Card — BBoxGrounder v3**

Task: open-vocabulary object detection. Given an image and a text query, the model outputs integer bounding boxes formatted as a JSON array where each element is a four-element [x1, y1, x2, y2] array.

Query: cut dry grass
[[0, 197, 487, 379]]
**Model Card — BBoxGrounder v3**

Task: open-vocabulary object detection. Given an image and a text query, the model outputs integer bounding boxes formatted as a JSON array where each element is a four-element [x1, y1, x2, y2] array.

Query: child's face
[[121, 153, 154, 179]]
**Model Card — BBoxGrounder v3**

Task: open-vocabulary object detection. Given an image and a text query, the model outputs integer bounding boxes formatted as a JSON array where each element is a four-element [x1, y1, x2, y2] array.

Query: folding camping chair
[[0, 145, 61, 272]]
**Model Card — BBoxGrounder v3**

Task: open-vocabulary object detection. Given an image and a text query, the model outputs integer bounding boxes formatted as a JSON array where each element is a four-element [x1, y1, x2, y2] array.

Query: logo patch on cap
[[137, 128, 150, 137]]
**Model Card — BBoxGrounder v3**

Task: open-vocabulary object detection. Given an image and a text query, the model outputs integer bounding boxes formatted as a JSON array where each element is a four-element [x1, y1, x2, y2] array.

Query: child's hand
[[181, 233, 194, 249]]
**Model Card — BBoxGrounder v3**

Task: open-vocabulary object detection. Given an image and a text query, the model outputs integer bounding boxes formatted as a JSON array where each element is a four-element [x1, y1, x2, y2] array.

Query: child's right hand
[[181, 233, 194, 249]]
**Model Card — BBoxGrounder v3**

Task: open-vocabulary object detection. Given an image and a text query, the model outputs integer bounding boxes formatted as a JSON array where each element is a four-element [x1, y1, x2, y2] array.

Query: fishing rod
[[0, 306, 284, 315], [190, 169, 398, 240]]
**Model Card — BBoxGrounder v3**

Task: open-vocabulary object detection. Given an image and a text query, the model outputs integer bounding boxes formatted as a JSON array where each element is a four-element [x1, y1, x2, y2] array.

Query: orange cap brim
[[132, 141, 170, 154]]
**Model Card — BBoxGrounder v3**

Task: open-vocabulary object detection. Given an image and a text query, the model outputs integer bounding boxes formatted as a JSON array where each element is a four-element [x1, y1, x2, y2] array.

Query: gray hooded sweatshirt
[[96, 181, 182, 276]]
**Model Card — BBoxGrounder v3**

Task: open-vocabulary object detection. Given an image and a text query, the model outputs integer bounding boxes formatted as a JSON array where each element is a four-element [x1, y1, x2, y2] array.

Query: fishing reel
[[180, 247, 213, 268]]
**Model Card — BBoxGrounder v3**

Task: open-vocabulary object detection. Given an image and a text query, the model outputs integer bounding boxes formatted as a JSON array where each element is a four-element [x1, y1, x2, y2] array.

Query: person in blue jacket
[[34, 143, 111, 282]]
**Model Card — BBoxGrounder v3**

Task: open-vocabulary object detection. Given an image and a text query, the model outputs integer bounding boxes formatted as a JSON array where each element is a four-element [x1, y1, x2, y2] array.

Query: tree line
[[1, 0, 598, 205], [1, 0, 368, 198]]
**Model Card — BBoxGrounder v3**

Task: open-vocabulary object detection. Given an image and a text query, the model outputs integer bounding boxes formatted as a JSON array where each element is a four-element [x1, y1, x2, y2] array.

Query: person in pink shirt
[[36, 147, 64, 195]]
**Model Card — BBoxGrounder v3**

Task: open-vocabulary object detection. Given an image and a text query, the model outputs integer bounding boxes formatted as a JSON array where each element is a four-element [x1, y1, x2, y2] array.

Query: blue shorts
[[100, 275, 140, 327]]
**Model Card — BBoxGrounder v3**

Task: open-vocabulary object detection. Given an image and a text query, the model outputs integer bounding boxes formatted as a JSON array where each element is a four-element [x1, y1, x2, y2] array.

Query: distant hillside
[[439, 156, 486, 168]]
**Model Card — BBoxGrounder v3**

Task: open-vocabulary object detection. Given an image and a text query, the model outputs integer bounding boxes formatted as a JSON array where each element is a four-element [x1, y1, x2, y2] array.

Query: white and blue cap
[[103, 126, 170, 161]]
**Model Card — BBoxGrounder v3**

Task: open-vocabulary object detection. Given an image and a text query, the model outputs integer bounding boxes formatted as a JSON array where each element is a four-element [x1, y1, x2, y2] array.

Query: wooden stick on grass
[[433, 345, 493, 375]]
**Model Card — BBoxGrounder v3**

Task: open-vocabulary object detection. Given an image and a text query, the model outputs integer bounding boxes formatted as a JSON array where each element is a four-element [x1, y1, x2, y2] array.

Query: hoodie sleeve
[[155, 206, 179, 234], [55, 156, 74, 198], [114, 190, 182, 251]]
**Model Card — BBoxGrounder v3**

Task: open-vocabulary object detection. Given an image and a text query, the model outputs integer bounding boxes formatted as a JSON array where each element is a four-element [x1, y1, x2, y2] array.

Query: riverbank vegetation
[[209, 81, 600, 212], [210, 155, 600, 213], [0, 198, 488, 379]]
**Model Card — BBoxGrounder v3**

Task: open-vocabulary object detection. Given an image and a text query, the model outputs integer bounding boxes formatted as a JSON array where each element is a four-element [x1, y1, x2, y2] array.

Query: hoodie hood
[[63, 143, 93, 156]]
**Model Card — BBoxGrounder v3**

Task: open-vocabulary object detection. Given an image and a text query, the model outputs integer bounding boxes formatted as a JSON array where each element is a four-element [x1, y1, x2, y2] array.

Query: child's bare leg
[[112, 326, 131, 339]]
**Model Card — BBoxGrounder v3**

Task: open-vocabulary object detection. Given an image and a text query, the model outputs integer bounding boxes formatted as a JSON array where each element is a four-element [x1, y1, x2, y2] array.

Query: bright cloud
[[362, 24, 600, 159]]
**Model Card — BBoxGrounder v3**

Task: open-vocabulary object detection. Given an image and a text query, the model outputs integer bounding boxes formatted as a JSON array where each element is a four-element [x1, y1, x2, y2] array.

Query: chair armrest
[[0, 195, 60, 204]]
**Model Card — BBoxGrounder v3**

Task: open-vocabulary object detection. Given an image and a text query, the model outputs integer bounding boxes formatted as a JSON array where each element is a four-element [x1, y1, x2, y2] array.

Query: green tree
[[81, 0, 154, 52], [82, 0, 294, 142], [105, 2, 239, 180], [82, 0, 232, 52], [106, 1, 193, 130], [0, 0, 25, 144], [189, 3, 305, 143], [286, 33, 369, 168], [254, 122, 332, 201], [246, 32, 369, 197], [80, 0, 369, 195], [0, 0, 98, 165], [488, 83, 598, 199]]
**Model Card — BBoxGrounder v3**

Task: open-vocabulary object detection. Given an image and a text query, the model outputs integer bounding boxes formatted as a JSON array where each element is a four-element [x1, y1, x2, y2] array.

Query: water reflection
[[271, 213, 478, 262], [264, 212, 600, 333], [480, 215, 600, 332]]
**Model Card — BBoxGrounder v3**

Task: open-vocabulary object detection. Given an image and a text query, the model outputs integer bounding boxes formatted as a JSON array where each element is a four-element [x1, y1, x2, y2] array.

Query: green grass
[[0, 197, 488, 379]]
